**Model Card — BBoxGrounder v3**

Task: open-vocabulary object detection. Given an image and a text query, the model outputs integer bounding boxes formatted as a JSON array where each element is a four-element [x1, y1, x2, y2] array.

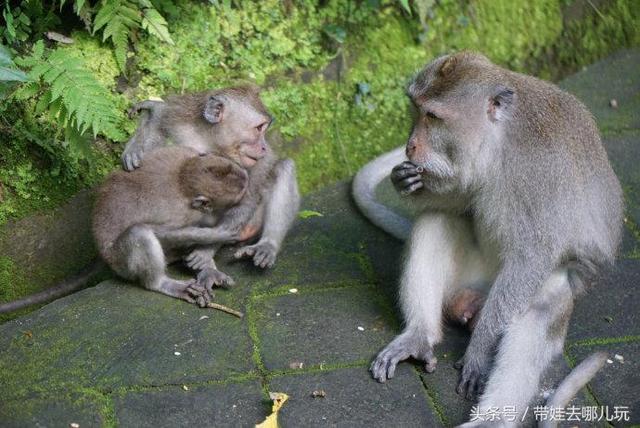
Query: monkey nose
[[406, 140, 417, 156]]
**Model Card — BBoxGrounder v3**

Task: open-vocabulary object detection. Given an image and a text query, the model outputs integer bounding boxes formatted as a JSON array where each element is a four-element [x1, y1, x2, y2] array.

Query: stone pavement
[[0, 50, 638, 427]]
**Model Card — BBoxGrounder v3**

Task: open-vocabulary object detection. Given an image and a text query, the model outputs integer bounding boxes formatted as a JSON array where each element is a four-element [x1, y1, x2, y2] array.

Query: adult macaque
[[93, 146, 248, 306], [353, 52, 622, 425], [123, 85, 300, 280]]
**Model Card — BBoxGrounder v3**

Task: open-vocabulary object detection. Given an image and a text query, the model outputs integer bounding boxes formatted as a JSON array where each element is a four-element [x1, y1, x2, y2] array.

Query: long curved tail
[[0, 259, 106, 314], [352, 146, 412, 241], [539, 351, 608, 428]]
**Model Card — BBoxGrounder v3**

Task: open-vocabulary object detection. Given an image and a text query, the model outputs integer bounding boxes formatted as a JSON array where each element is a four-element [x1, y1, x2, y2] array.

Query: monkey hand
[[122, 146, 145, 171], [197, 267, 235, 298], [391, 161, 424, 196], [185, 248, 216, 271], [370, 332, 437, 383], [454, 350, 491, 401], [234, 239, 277, 269]]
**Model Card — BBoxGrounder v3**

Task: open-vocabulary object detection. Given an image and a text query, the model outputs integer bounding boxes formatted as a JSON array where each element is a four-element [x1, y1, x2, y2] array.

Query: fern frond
[[16, 43, 125, 142], [139, 1, 174, 45], [93, 0, 141, 73]]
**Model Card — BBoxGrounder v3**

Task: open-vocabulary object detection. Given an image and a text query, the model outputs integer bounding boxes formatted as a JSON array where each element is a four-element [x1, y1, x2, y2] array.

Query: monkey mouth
[[241, 154, 259, 167]]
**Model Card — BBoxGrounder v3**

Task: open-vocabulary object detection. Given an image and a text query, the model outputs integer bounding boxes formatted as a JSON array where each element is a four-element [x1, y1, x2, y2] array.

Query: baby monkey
[[92, 146, 247, 306]]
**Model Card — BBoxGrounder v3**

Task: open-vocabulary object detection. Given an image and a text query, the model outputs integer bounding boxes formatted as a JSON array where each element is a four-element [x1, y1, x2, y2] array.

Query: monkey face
[[405, 53, 515, 195], [405, 102, 458, 194], [205, 93, 272, 169]]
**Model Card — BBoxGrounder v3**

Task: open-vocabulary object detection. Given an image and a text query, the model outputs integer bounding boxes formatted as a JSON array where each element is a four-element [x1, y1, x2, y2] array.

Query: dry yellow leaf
[[256, 392, 289, 428]]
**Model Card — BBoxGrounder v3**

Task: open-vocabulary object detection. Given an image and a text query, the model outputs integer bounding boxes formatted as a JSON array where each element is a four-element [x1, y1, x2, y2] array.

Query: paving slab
[[569, 258, 640, 342], [559, 49, 640, 132], [568, 340, 640, 425], [114, 380, 267, 427], [0, 280, 255, 397], [0, 392, 106, 428], [601, 130, 640, 226], [218, 181, 402, 295], [253, 287, 396, 371], [268, 365, 442, 427]]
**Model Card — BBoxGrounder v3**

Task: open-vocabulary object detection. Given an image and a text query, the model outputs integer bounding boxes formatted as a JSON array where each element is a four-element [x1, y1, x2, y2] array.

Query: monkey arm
[[456, 254, 553, 398], [122, 100, 168, 171], [155, 226, 238, 248], [235, 159, 300, 268]]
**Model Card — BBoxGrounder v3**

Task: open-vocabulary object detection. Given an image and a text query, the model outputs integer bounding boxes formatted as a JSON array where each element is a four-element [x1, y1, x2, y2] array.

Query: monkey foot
[[370, 332, 437, 383], [184, 249, 215, 271], [197, 267, 235, 297], [156, 278, 212, 308], [234, 240, 277, 269], [454, 354, 490, 401]]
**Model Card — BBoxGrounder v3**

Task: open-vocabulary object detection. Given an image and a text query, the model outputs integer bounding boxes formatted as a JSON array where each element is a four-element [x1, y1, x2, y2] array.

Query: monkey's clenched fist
[[391, 161, 424, 196]]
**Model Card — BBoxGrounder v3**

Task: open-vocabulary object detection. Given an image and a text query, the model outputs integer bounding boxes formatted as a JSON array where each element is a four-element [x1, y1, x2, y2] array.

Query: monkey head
[[201, 86, 273, 169], [180, 154, 249, 213], [405, 52, 515, 194]]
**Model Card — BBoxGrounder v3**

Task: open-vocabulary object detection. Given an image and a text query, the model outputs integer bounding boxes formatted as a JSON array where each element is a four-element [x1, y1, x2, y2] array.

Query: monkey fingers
[[234, 241, 277, 269], [391, 162, 423, 195], [156, 278, 211, 308], [197, 267, 235, 295], [184, 249, 214, 271], [454, 355, 489, 401], [123, 150, 143, 171], [370, 333, 436, 383]]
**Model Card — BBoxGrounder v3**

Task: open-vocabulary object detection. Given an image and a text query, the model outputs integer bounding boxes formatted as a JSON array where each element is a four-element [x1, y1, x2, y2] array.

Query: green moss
[[567, 334, 640, 348], [551, 0, 640, 77]]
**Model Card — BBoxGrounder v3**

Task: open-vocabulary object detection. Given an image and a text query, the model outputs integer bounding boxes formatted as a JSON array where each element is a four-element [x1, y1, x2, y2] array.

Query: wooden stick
[[207, 302, 244, 318]]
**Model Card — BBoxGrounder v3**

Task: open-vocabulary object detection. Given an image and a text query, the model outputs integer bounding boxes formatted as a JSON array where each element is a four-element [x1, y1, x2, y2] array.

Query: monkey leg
[[370, 213, 491, 382], [235, 159, 300, 269], [458, 269, 573, 427], [111, 225, 211, 307]]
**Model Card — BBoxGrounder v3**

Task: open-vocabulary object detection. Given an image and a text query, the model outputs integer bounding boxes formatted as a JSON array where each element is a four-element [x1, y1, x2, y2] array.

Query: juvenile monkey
[[353, 52, 622, 425], [123, 85, 300, 283], [0, 86, 300, 314], [93, 146, 247, 306]]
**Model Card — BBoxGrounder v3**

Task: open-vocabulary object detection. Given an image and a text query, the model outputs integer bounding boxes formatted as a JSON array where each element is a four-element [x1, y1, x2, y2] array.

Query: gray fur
[[93, 146, 247, 306], [123, 87, 300, 273], [355, 52, 622, 424]]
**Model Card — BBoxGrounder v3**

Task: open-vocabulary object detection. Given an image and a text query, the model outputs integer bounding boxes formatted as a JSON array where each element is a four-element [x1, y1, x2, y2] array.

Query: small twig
[[586, 0, 606, 20], [207, 302, 244, 318]]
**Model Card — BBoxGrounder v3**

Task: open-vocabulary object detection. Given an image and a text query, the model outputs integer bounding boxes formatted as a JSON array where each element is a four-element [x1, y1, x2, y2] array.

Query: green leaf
[[0, 44, 13, 66], [141, 7, 174, 44], [298, 210, 324, 219], [0, 66, 28, 82], [398, 0, 412, 15]]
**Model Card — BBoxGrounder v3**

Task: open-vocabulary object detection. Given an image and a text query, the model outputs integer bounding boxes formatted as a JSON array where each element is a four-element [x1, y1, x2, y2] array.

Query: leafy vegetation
[[0, 0, 638, 224]]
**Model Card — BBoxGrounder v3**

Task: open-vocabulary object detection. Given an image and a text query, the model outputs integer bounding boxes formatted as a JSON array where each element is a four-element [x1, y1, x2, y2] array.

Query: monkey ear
[[488, 86, 515, 122], [439, 55, 458, 77], [191, 195, 210, 209], [203, 96, 224, 124]]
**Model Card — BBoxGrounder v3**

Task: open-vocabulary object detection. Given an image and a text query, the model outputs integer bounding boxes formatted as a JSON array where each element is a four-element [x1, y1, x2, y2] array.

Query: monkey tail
[[352, 146, 412, 241], [0, 259, 107, 314], [539, 351, 608, 428]]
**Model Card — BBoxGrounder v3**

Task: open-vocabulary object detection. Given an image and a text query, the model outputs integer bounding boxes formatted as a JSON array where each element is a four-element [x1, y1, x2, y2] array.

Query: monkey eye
[[256, 121, 269, 132], [425, 111, 439, 120]]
